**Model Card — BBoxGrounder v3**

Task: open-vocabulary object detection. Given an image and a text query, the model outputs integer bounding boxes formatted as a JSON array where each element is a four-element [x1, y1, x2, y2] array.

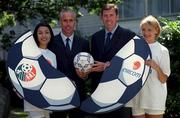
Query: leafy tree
[[0, 0, 122, 51], [159, 16, 180, 118], [0, 0, 122, 26]]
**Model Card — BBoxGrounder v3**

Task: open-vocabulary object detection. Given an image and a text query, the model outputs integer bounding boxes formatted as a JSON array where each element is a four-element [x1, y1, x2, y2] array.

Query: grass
[[9, 108, 28, 118]]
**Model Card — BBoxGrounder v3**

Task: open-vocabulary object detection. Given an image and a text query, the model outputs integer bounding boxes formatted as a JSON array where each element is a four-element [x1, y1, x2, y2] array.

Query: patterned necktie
[[104, 32, 112, 53], [65, 38, 71, 57]]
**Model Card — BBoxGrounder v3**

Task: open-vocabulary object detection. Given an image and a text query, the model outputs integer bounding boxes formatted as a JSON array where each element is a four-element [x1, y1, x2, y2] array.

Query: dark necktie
[[104, 32, 112, 53], [65, 38, 71, 57]]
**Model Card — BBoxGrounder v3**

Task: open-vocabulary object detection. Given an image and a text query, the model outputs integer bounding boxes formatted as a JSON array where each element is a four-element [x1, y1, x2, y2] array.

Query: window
[[119, 0, 145, 19], [119, 0, 180, 20], [148, 0, 169, 15], [171, 0, 180, 13]]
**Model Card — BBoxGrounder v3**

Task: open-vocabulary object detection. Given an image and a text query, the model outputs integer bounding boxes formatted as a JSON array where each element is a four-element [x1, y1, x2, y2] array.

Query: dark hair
[[33, 22, 54, 47], [101, 3, 119, 16]]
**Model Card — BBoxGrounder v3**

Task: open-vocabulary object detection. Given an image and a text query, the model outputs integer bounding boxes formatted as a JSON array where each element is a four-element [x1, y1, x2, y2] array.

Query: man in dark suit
[[90, 3, 136, 118], [49, 8, 89, 118]]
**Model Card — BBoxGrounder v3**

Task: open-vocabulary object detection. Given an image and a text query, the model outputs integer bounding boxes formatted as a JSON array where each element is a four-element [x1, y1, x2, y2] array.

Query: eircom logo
[[133, 61, 141, 70], [122, 68, 141, 78], [15, 63, 36, 82], [122, 60, 142, 78]]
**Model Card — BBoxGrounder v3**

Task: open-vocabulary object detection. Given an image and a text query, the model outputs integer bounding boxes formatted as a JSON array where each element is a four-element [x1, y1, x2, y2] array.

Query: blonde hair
[[140, 15, 161, 38]]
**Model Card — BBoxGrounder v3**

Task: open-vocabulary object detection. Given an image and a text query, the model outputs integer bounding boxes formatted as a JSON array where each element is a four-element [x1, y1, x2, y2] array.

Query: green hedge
[[159, 16, 180, 118]]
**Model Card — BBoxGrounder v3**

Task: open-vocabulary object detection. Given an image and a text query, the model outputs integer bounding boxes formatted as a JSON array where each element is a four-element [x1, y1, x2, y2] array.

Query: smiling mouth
[[41, 38, 48, 41]]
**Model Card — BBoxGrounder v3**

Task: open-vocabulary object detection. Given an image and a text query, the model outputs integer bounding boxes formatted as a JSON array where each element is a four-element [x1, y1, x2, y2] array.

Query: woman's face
[[37, 26, 51, 49], [141, 23, 158, 44]]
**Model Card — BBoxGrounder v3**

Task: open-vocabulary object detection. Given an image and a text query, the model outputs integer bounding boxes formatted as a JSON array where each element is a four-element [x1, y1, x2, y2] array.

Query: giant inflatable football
[[7, 31, 80, 111], [80, 35, 152, 113]]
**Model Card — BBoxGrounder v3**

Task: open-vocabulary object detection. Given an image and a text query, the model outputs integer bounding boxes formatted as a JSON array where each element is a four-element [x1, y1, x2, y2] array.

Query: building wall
[[77, 0, 180, 37], [1, 0, 180, 60], [77, 8, 103, 37], [77, 8, 141, 38]]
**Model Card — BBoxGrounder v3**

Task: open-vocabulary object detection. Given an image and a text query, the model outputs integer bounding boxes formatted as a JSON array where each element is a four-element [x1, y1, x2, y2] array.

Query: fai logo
[[133, 61, 141, 70], [15, 63, 36, 81]]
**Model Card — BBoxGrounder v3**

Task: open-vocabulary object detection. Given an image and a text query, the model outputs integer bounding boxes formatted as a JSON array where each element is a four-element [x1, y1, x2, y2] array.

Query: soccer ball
[[7, 31, 80, 111], [73, 52, 94, 72], [80, 35, 152, 113]]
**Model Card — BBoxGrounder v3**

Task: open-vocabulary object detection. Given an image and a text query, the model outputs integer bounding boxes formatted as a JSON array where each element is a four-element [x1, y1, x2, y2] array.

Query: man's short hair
[[59, 7, 77, 20], [101, 4, 119, 15]]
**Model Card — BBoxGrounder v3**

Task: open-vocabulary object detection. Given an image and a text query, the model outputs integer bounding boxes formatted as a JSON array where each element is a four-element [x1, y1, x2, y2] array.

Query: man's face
[[60, 12, 76, 37], [101, 9, 119, 32]]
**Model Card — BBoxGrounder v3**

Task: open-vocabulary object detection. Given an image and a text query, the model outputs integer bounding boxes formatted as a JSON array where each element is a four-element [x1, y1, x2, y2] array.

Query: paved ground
[[0, 85, 10, 118]]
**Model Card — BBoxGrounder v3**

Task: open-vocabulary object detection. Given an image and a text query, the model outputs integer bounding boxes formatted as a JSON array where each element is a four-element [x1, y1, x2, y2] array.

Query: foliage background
[[159, 16, 180, 118]]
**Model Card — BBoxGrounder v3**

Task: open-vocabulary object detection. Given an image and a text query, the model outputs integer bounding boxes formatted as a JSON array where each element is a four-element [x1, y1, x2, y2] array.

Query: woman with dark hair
[[24, 22, 57, 118], [33, 22, 54, 48]]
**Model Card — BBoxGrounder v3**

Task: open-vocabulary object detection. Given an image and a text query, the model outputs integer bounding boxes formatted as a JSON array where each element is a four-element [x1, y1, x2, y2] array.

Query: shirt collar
[[60, 32, 74, 43], [105, 23, 118, 35]]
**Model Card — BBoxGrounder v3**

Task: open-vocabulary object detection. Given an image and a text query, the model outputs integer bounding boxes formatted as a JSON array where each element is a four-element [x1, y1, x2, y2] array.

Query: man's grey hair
[[59, 7, 77, 20]]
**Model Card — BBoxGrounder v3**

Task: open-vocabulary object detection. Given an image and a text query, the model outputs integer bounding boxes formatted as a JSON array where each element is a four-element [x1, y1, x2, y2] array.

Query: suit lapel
[[56, 34, 66, 49], [55, 34, 70, 71], [104, 26, 121, 60], [111, 26, 121, 46], [57, 33, 75, 58], [71, 35, 79, 57], [99, 30, 106, 55]]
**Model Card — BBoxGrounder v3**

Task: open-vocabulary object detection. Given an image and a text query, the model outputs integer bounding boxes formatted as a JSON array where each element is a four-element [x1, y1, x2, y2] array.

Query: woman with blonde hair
[[127, 15, 171, 118]]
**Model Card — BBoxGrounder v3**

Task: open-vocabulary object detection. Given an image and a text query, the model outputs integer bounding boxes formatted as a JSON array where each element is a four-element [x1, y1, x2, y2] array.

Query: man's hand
[[91, 61, 110, 72], [76, 69, 90, 79]]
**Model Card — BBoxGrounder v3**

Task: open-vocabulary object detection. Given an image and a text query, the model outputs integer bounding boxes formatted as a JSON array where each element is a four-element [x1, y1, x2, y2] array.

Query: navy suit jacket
[[90, 26, 136, 91], [49, 33, 90, 100]]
